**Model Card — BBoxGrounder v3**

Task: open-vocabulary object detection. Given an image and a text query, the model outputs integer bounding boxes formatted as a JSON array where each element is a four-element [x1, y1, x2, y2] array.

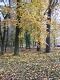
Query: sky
[[0, 2, 5, 21]]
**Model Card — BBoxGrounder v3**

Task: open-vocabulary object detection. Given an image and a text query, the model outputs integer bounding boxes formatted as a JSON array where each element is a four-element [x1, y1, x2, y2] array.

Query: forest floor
[[0, 47, 60, 80]]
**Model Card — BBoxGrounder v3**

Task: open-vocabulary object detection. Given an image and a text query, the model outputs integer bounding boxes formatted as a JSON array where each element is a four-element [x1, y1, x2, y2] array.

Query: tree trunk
[[1, 40, 5, 55], [25, 30, 30, 49], [37, 41, 41, 51], [5, 27, 9, 52], [14, 0, 20, 55], [20, 39, 23, 48], [1, 26, 6, 55], [0, 18, 6, 55], [14, 26, 20, 55], [46, 1, 51, 53]]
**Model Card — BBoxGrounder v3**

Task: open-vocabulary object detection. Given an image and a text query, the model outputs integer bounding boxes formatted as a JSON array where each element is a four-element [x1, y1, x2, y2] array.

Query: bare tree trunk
[[1, 26, 6, 55], [0, 18, 6, 55], [5, 27, 9, 52], [25, 30, 30, 49], [14, 26, 20, 55], [46, 1, 51, 53], [14, 0, 20, 55], [5, 0, 10, 52]]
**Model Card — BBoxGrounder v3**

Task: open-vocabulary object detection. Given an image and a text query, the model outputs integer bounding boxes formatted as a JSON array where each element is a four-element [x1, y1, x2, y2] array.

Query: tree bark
[[5, 27, 9, 52], [14, 26, 20, 55], [25, 30, 30, 49], [37, 41, 41, 51], [1, 26, 6, 55], [14, 0, 20, 55], [46, 1, 51, 53], [0, 18, 6, 55]]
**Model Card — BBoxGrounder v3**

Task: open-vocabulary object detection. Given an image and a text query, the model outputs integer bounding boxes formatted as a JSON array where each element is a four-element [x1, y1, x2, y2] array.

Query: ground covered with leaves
[[0, 48, 60, 80]]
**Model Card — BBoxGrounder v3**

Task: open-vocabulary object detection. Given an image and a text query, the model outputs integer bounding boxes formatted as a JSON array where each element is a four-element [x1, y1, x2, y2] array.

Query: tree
[[14, 0, 49, 52], [14, 0, 20, 55], [46, 0, 58, 53], [46, 0, 51, 53], [0, 0, 58, 55], [5, 0, 11, 52], [0, 13, 10, 55], [25, 30, 30, 49]]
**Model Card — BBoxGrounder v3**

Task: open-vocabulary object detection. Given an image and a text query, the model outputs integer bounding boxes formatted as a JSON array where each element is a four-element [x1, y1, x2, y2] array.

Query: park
[[0, 0, 60, 80]]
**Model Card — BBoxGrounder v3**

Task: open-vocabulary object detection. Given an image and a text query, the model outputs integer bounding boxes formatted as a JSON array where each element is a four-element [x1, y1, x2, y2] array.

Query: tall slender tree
[[46, 0, 51, 53], [5, 0, 11, 52], [0, 17, 6, 55], [14, 0, 20, 55], [46, 0, 58, 52]]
